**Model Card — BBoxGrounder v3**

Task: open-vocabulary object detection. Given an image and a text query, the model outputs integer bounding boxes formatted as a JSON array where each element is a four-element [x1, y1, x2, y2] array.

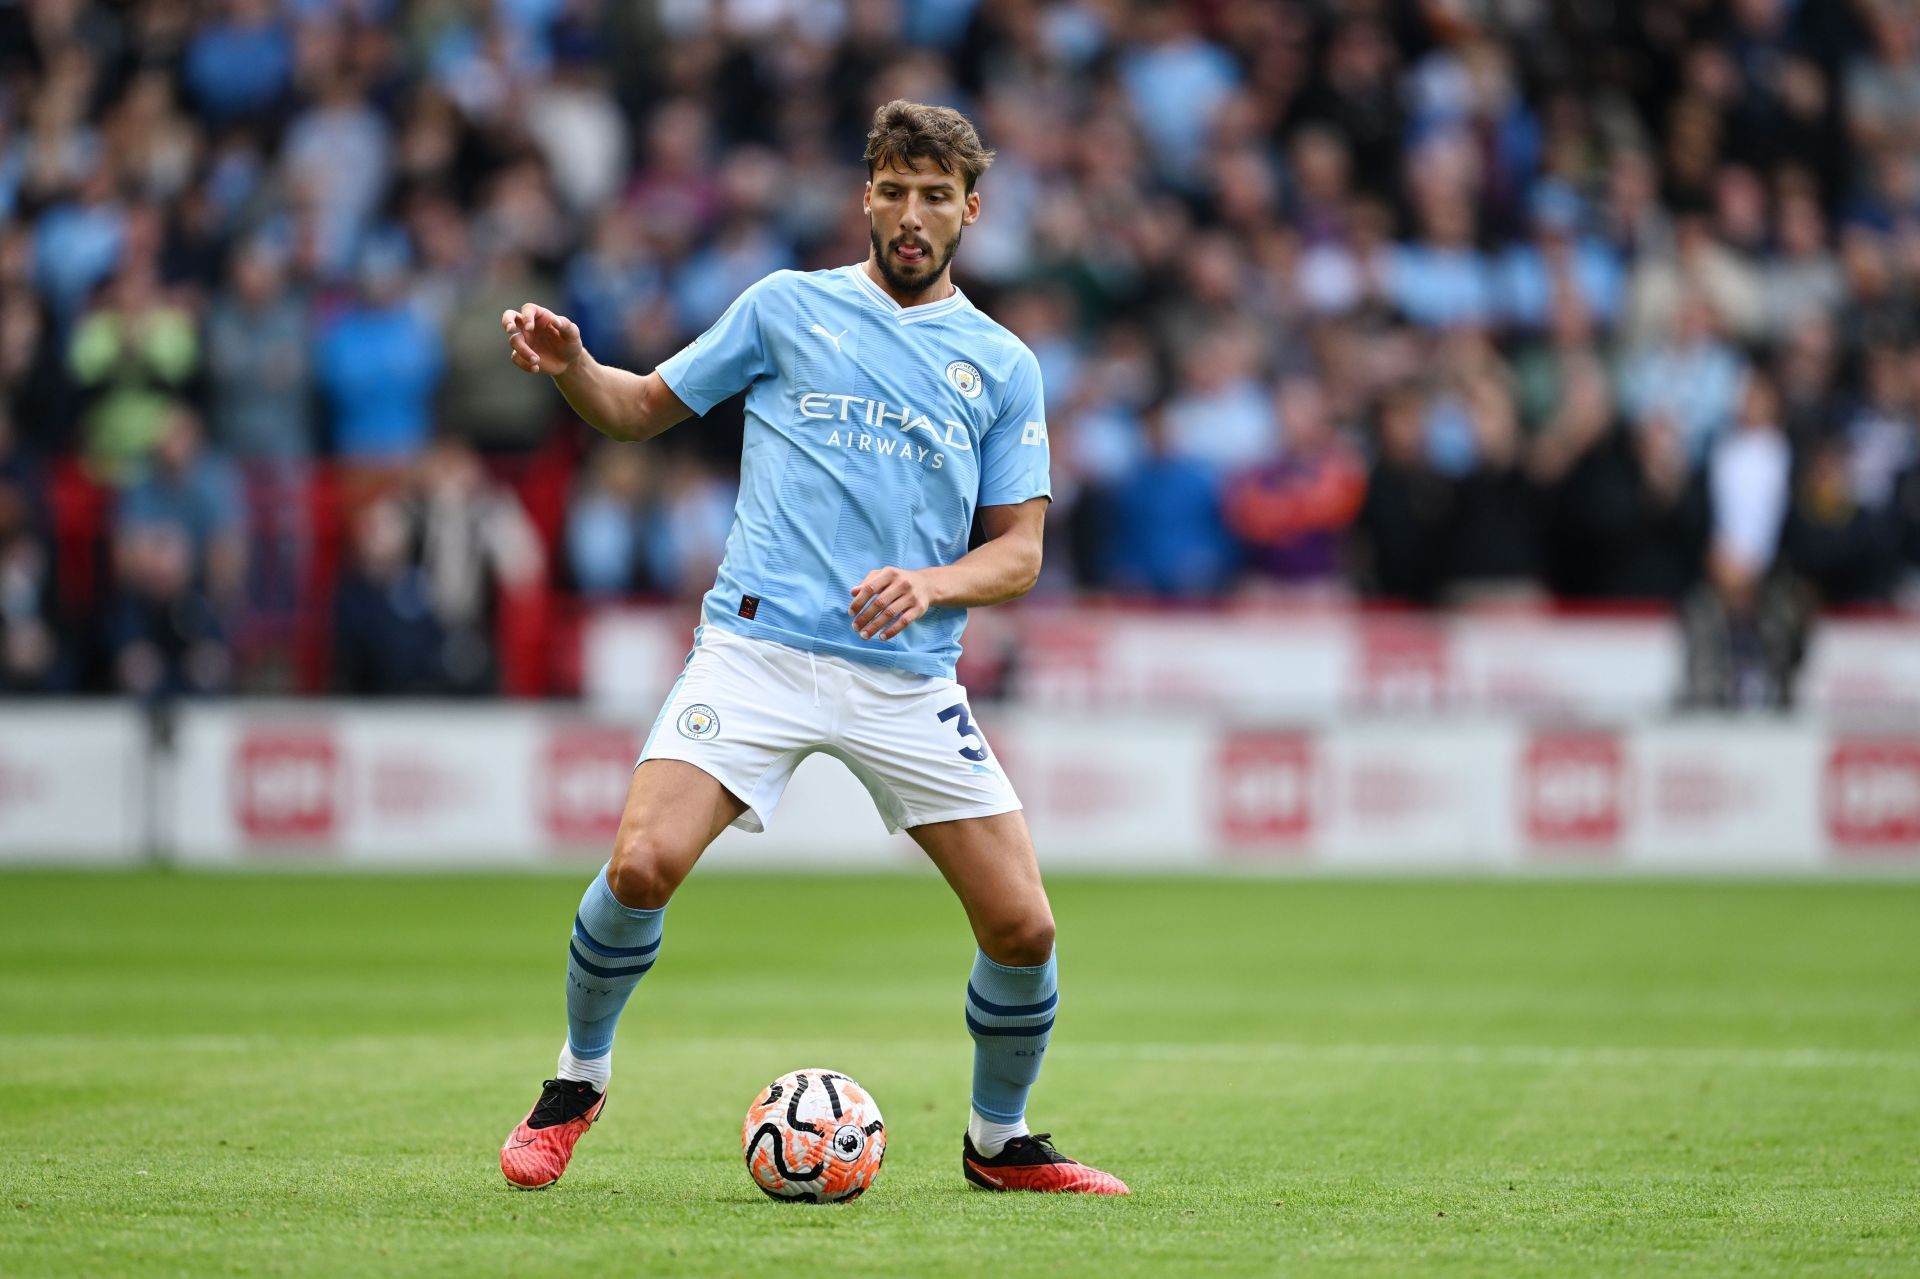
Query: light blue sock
[[965, 949, 1057, 1124], [565, 864, 665, 1063]]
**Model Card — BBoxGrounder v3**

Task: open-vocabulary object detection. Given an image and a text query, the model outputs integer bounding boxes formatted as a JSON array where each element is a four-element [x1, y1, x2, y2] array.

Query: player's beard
[[870, 223, 962, 300]]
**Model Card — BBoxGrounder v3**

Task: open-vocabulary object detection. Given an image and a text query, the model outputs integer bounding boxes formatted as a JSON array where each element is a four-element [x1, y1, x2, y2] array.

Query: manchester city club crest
[[945, 360, 984, 399], [677, 704, 721, 740]]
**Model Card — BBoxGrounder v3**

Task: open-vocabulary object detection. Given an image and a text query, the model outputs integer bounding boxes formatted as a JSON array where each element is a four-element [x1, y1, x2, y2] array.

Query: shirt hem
[[700, 610, 958, 680]]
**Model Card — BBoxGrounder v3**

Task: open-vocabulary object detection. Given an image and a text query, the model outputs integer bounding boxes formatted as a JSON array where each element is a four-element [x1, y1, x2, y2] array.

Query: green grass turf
[[1, 871, 1917, 1277]]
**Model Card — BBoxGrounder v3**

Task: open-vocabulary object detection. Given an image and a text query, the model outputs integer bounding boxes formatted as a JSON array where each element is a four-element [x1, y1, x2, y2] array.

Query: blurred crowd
[[5, 0, 1920, 703]]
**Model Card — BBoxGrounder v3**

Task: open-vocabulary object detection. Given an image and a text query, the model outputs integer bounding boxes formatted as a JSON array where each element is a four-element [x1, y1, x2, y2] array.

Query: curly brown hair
[[864, 99, 995, 193]]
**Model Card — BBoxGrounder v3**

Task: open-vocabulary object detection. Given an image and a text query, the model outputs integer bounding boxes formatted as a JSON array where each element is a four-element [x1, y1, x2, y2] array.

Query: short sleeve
[[654, 274, 780, 415], [979, 347, 1052, 507]]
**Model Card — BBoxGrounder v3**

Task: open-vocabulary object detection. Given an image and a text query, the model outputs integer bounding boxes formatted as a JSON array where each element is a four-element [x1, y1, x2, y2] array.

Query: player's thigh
[[644, 630, 827, 833], [607, 759, 748, 908], [836, 679, 1021, 832], [911, 810, 1056, 968]]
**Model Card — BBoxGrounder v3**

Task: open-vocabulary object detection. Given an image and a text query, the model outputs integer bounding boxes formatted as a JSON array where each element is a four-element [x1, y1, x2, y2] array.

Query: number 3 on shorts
[[936, 703, 989, 762]]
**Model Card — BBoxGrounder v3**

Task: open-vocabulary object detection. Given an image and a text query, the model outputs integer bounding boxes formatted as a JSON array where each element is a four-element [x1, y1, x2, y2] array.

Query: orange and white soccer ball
[[741, 1068, 886, 1202]]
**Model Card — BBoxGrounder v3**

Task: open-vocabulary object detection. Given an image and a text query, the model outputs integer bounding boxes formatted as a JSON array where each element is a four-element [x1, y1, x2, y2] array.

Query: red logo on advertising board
[[234, 731, 338, 841], [542, 727, 643, 844], [1522, 733, 1625, 851], [1217, 733, 1315, 849], [1824, 739, 1920, 853]]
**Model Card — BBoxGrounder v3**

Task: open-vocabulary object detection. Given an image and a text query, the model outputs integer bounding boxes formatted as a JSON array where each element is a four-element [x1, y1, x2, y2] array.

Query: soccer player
[[496, 101, 1127, 1196]]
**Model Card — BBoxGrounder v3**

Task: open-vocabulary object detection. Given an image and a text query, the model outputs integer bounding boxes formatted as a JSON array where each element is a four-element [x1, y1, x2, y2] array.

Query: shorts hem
[[637, 745, 772, 834], [896, 799, 1024, 834]]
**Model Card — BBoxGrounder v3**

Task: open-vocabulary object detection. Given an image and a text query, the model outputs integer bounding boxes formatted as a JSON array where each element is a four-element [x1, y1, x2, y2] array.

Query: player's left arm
[[850, 498, 1047, 641]]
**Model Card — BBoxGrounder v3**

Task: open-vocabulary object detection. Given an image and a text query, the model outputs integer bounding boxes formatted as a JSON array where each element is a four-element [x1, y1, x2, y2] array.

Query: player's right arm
[[501, 303, 692, 443]]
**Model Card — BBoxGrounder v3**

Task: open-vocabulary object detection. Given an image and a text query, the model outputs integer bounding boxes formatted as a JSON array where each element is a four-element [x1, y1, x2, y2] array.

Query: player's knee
[[606, 834, 683, 909], [981, 910, 1055, 969]]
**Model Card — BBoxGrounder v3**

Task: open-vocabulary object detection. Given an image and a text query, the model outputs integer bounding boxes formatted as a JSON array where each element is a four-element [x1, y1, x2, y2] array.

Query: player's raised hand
[[850, 567, 936, 641], [502, 303, 583, 377]]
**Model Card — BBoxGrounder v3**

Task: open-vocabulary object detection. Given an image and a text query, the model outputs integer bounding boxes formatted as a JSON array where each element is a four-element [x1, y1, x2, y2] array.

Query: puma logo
[[809, 324, 849, 353]]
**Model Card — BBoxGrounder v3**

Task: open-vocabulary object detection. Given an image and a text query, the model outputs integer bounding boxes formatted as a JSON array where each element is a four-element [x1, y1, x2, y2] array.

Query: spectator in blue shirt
[[1101, 403, 1237, 596], [182, 0, 292, 125], [111, 408, 245, 698], [565, 210, 665, 364], [566, 444, 655, 599], [1386, 190, 1497, 331], [1620, 294, 1749, 461], [1118, 5, 1240, 188], [32, 165, 124, 323], [117, 406, 246, 600], [316, 240, 445, 462], [1500, 183, 1625, 332], [205, 240, 312, 460]]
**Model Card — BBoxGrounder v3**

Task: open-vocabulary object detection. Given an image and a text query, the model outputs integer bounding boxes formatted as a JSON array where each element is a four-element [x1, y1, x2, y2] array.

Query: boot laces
[[528, 1078, 600, 1129]]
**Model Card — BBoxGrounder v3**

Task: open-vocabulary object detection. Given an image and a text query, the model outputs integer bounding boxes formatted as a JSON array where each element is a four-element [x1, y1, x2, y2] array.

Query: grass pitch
[[1, 871, 1916, 1277]]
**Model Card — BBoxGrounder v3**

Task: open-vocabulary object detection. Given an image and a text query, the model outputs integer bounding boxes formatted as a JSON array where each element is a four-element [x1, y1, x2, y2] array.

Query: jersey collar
[[844, 263, 971, 325]]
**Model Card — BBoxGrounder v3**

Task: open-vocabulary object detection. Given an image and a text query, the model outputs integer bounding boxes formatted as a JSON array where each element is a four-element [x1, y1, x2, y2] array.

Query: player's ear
[[863, 179, 872, 217], [963, 189, 981, 225]]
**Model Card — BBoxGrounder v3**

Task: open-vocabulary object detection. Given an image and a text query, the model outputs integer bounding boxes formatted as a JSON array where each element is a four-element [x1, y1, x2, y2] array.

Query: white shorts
[[639, 627, 1022, 835]]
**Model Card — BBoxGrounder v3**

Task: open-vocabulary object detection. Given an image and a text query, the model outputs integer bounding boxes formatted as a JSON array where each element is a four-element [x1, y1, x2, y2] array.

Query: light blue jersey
[[655, 264, 1051, 678]]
